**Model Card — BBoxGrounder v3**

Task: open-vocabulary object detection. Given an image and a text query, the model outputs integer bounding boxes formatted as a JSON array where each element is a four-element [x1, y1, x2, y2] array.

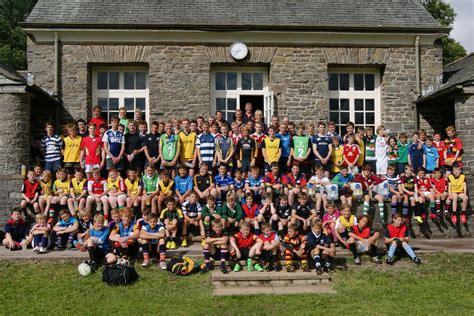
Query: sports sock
[[349, 243, 358, 259], [203, 249, 210, 263], [391, 202, 398, 215], [133, 206, 140, 218], [104, 214, 109, 220], [388, 243, 397, 258], [67, 233, 74, 244], [402, 203, 409, 216], [87, 246, 96, 261], [142, 243, 150, 260], [159, 244, 166, 262], [445, 200, 451, 213], [429, 200, 436, 214], [402, 243, 416, 260], [313, 254, 321, 265], [220, 249, 228, 262], [363, 201, 369, 215], [435, 200, 441, 212], [369, 245, 378, 257], [378, 203, 384, 221], [326, 256, 333, 266]]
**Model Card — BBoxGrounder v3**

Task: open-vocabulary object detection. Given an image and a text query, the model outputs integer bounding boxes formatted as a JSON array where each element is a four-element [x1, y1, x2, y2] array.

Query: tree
[[0, 0, 37, 70], [422, 0, 467, 64]]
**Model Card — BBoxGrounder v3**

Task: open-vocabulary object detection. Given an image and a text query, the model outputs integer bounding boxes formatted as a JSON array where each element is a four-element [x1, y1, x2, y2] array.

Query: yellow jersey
[[63, 135, 82, 163], [53, 179, 70, 195], [158, 180, 175, 196], [70, 178, 87, 195], [448, 174, 465, 193], [262, 137, 281, 163], [179, 130, 197, 161], [107, 177, 125, 192], [125, 178, 142, 197], [356, 138, 365, 167], [331, 145, 344, 173], [40, 179, 53, 197]]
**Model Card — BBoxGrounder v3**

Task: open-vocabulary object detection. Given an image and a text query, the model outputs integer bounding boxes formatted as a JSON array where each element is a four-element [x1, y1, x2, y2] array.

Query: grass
[[1, 253, 473, 315]]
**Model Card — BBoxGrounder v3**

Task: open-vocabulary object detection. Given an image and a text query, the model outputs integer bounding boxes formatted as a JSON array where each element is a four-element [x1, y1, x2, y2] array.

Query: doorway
[[240, 95, 264, 114]]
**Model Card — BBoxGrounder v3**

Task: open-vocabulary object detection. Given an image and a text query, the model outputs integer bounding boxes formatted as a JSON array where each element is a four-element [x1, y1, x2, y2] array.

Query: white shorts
[[376, 159, 388, 175], [420, 191, 432, 197], [85, 164, 100, 173], [355, 240, 369, 253]]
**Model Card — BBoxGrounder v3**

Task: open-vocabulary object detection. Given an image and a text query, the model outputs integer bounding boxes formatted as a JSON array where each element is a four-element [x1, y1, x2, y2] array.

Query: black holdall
[[102, 264, 140, 286]]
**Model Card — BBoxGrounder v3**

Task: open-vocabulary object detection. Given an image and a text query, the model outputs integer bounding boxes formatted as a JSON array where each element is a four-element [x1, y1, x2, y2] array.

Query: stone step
[[213, 284, 336, 296]]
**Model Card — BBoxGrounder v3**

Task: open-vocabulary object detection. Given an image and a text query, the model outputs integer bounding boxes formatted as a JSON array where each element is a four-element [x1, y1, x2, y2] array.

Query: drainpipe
[[54, 32, 60, 97], [414, 36, 420, 131]]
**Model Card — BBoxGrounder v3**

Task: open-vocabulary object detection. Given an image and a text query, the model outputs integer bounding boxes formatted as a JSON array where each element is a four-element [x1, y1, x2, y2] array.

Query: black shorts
[[64, 163, 81, 174], [238, 247, 250, 260], [240, 160, 251, 172], [314, 159, 332, 172], [340, 187, 353, 198]]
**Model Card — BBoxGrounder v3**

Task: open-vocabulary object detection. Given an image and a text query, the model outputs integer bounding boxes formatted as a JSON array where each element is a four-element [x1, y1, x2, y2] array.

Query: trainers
[[246, 259, 253, 272], [315, 263, 322, 274], [460, 213, 467, 224], [170, 241, 177, 250], [430, 213, 437, 220], [451, 215, 457, 224], [160, 261, 167, 270], [385, 256, 394, 265], [181, 239, 188, 248], [413, 257, 422, 265], [372, 256, 382, 264], [286, 264, 293, 272], [323, 264, 330, 273], [414, 216, 423, 224], [39, 247, 47, 254], [166, 241, 172, 249], [443, 210, 450, 219], [201, 264, 212, 274], [436, 210, 442, 217], [301, 263, 309, 272], [33, 247, 39, 254], [233, 263, 241, 272], [265, 264, 274, 272], [254, 263, 264, 272], [354, 256, 361, 265], [220, 263, 228, 274], [275, 264, 282, 272]]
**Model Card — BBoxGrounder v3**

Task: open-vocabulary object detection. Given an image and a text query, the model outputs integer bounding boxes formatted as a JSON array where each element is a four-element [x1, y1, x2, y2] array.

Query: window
[[328, 70, 380, 135], [211, 68, 268, 122], [93, 68, 149, 125]]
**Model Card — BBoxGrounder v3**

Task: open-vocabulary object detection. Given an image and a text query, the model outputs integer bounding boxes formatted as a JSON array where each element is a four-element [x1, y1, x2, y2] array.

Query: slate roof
[[24, 0, 447, 32]]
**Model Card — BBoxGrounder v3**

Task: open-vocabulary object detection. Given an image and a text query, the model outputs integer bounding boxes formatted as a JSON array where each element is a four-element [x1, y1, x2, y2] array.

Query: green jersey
[[160, 133, 178, 161], [397, 142, 409, 163], [142, 174, 159, 193], [292, 135, 310, 159], [220, 203, 243, 221]]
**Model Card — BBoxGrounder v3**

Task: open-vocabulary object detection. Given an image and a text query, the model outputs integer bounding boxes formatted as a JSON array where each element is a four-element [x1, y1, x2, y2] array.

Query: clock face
[[230, 42, 248, 60]]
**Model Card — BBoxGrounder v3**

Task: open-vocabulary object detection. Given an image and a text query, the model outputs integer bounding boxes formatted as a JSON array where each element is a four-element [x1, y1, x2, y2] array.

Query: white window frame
[[328, 68, 381, 134], [92, 67, 150, 125], [211, 67, 270, 123]]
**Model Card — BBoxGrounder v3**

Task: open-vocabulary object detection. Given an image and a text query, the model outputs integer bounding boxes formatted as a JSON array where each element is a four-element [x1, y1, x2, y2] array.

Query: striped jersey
[[196, 133, 215, 164], [41, 134, 63, 162]]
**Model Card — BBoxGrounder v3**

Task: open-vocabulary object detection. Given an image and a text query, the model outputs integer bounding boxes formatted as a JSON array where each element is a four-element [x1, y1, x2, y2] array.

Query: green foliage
[[422, 0, 467, 64], [0, 0, 37, 70]]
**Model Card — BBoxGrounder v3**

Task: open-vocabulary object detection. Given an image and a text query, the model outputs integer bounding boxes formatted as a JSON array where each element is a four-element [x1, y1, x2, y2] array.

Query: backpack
[[102, 264, 140, 286], [167, 256, 202, 275]]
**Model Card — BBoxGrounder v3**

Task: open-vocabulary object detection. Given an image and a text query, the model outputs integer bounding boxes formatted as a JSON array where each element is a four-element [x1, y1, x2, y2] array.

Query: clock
[[229, 42, 248, 60]]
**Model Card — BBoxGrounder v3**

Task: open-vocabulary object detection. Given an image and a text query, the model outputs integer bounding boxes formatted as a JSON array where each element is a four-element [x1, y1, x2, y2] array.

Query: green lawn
[[1, 253, 473, 315]]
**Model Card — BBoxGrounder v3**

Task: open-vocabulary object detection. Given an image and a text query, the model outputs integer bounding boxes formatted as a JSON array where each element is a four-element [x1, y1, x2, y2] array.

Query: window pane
[[109, 72, 119, 90], [124, 72, 134, 89], [97, 72, 108, 90], [136, 72, 146, 89], [329, 74, 338, 91], [253, 73, 263, 90], [355, 99, 364, 111], [365, 74, 375, 90], [354, 74, 364, 91], [355, 112, 364, 125], [215, 72, 226, 90], [366, 113, 375, 125], [339, 74, 349, 90], [109, 98, 119, 110], [227, 98, 237, 111], [242, 73, 252, 90], [124, 98, 134, 110], [226, 111, 235, 122], [340, 99, 349, 111], [329, 112, 339, 124], [216, 98, 226, 111], [227, 72, 237, 90], [136, 98, 146, 110], [340, 112, 350, 124], [365, 99, 375, 111], [97, 97, 108, 109], [329, 99, 339, 111]]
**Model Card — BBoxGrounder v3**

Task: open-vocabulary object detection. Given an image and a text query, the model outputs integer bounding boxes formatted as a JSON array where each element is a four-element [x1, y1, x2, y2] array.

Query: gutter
[[416, 84, 464, 104]]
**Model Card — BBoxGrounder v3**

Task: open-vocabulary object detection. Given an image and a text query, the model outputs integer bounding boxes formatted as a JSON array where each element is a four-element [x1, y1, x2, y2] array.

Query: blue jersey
[[89, 227, 110, 252], [246, 175, 264, 188], [408, 143, 424, 170], [423, 145, 439, 171], [117, 222, 136, 237], [102, 129, 125, 158], [312, 134, 331, 159], [326, 131, 342, 145], [214, 174, 234, 188], [174, 175, 193, 195], [234, 178, 245, 190], [182, 201, 202, 218], [196, 133, 215, 164], [58, 217, 78, 228], [385, 174, 401, 190], [276, 133, 291, 157], [306, 231, 331, 249]]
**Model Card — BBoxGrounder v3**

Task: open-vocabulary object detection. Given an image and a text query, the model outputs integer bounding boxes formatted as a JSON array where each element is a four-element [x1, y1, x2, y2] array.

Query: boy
[[86, 168, 107, 217], [250, 122, 267, 169], [202, 219, 229, 274], [89, 105, 106, 136], [331, 166, 354, 206], [448, 164, 469, 224], [196, 122, 215, 170], [245, 166, 264, 200], [21, 169, 40, 215], [157, 170, 175, 213], [291, 192, 317, 232], [174, 165, 194, 204], [178, 118, 197, 175], [124, 120, 145, 175], [306, 218, 335, 273], [160, 121, 181, 178], [384, 165, 402, 217], [363, 127, 376, 172], [262, 125, 282, 172], [77, 118, 88, 138], [103, 116, 125, 171], [53, 209, 79, 250], [109, 207, 140, 260], [144, 121, 161, 170], [326, 121, 342, 144], [2, 208, 28, 250], [343, 133, 360, 175], [233, 169, 246, 202], [264, 162, 285, 197], [194, 163, 215, 204], [141, 164, 160, 214], [140, 213, 167, 269], [51, 168, 70, 211], [354, 165, 385, 222], [271, 194, 292, 237], [431, 167, 450, 219], [236, 126, 257, 177], [276, 122, 291, 173], [220, 193, 243, 232], [289, 123, 311, 174], [312, 122, 333, 177], [63, 123, 82, 177], [229, 221, 261, 272], [283, 164, 307, 206], [68, 169, 87, 216], [118, 107, 129, 133], [181, 191, 204, 247], [282, 223, 308, 272], [75, 209, 93, 250], [433, 132, 446, 173], [408, 132, 424, 172], [343, 121, 355, 143], [84, 214, 116, 268], [80, 123, 104, 179], [124, 168, 143, 218], [444, 126, 463, 173], [201, 195, 224, 234], [397, 133, 409, 176], [41, 122, 63, 173], [423, 136, 439, 175], [400, 165, 417, 222], [214, 123, 235, 169], [104, 168, 127, 217], [214, 165, 235, 204], [160, 197, 184, 249], [254, 222, 281, 271], [415, 167, 436, 220]]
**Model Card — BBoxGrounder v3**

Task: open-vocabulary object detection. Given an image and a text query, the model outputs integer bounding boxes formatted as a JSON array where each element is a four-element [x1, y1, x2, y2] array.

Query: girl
[[375, 125, 389, 176], [387, 136, 399, 174], [29, 214, 51, 254], [308, 166, 330, 214], [39, 170, 53, 217], [384, 213, 421, 265], [322, 202, 340, 244], [347, 215, 381, 265], [334, 204, 358, 248]]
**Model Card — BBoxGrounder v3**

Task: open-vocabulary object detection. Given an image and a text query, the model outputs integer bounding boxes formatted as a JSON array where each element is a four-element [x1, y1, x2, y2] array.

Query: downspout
[[54, 32, 60, 97], [414, 35, 420, 131]]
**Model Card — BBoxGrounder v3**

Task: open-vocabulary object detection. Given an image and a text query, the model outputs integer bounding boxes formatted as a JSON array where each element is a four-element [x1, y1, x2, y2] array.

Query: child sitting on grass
[[109, 208, 139, 261], [202, 219, 229, 274], [347, 215, 381, 265], [140, 213, 167, 270], [159, 197, 184, 250], [229, 221, 261, 272], [306, 218, 335, 273], [29, 214, 51, 254], [384, 213, 421, 265], [2, 208, 29, 250], [53, 209, 79, 250], [84, 214, 116, 269], [282, 223, 308, 272]]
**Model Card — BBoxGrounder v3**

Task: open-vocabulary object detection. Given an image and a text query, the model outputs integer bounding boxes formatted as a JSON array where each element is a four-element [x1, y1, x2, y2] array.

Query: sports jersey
[[276, 132, 291, 157], [276, 204, 292, 219], [343, 144, 360, 165], [356, 137, 365, 166], [375, 136, 388, 160], [242, 203, 259, 219], [444, 137, 463, 162], [125, 178, 142, 197], [209, 227, 228, 239], [87, 177, 107, 195], [354, 173, 383, 190], [89, 226, 110, 251], [125, 132, 144, 159], [142, 222, 165, 234], [215, 136, 234, 161], [384, 174, 401, 191], [63, 135, 82, 163], [308, 175, 330, 190], [291, 135, 311, 159], [233, 178, 245, 190], [384, 223, 408, 239], [102, 129, 125, 158], [264, 172, 283, 187], [423, 145, 439, 171], [214, 174, 234, 188], [231, 132, 242, 145], [322, 211, 341, 226], [78, 219, 93, 233], [158, 180, 175, 196], [220, 203, 243, 221], [364, 136, 376, 161], [387, 145, 399, 165], [397, 142, 409, 163], [293, 202, 314, 219], [39, 179, 53, 197], [448, 174, 465, 193], [80, 135, 102, 165], [431, 177, 446, 194], [53, 179, 70, 194], [89, 117, 106, 136], [160, 208, 184, 222], [401, 175, 415, 192], [182, 201, 202, 218], [194, 174, 213, 192], [283, 172, 307, 188], [236, 137, 257, 160], [41, 134, 63, 163], [416, 176, 431, 193], [196, 133, 215, 165], [258, 231, 279, 243], [201, 205, 219, 219], [433, 140, 446, 166], [112, 221, 139, 237], [144, 132, 160, 158], [233, 232, 256, 249], [57, 216, 78, 228], [306, 231, 330, 249], [312, 134, 331, 160], [335, 215, 357, 231], [160, 132, 179, 161], [174, 175, 193, 195], [178, 130, 196, 161], [250, 132, 267, 158], [331, 145, 344, 173], [4, 219, 28, 242], [245, 175, 264, 188], [142, 174, 159, 194], [107, 177, 125, 192], [22, 179, 40, 199], [326, 131, 343, 145], [262, 137, 281, 163], [70, 178, 87, 196], [408, 143, 423, 169], [283, 234, 307, 251], [331, 173, 353, 188]]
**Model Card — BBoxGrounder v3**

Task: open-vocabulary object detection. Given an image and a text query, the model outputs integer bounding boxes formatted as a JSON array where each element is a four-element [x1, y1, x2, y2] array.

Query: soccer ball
[[78, 262, 92, 277]]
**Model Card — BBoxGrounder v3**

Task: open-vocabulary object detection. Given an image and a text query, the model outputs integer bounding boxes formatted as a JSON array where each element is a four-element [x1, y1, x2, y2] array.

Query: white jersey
[[375, 136, 388, 174]]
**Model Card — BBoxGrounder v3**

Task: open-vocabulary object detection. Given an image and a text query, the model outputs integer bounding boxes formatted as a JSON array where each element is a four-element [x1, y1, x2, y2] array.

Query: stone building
[[1, 0, 472, 224]]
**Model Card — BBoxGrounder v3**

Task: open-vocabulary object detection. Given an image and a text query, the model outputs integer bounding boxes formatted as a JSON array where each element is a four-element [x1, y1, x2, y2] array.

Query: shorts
[[238, 247, 250, 260], [163, 160, 177, 171], [64, 162, 81, 174], [125, 158, 145, 171], [210, 247, 225, 260], [397, 162, 408, 175], [314, 159, 332, 172], [85, 164, 100, 173], [445, 162, 463, 172], [355, 240, 369, 253], [181, 160, 194, 169], [340, 187, 353, 198], [45, 160, 61, 173], [240, 160, 251, 172], [420, 191, 432, 197], [106, 158, 124, 171]]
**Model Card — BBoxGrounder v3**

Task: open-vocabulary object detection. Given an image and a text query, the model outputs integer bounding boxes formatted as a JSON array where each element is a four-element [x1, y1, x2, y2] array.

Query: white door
[[263, 89, 274, 125]]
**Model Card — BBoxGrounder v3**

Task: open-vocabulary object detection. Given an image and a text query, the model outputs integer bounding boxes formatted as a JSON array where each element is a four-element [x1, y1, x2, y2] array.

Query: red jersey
[[242, 204, 259, 219], [385, 224, 408, 239], [231, 133, 242, 145], [283, 172, 307, 188], [352, 225, 371, 239], [81, 135, 102, 164], [258, 232, 278, 243], [354, 173, 383, 190], [89, 117, 106, 136], [433, 141, 446, 166], [431, 177, 446, 194], [343, 144, 360, 165], [87, 177, 107, 194], [264, 172, 283, 186], [22, 179, 40, 199], [416, 176, 432, 192], [250, 133, 267, 159], [233, 232, 256, 249], [444, 137, 463, 162]]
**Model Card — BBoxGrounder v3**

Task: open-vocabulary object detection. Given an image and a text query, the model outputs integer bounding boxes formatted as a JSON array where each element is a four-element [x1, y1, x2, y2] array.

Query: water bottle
[[376, 181, 390, 198], [325, 184, 339, 201], [21, 164, 26, 177], [350, 182, 363, 198]]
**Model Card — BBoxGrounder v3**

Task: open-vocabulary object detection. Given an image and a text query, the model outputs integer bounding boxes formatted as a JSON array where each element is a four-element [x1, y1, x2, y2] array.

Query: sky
[[445, 0, 474, 53]]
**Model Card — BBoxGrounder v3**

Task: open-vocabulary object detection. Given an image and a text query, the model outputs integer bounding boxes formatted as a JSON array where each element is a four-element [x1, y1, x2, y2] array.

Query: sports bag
[[102, 264, 140, 286], [167, 256, 201, 275]]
